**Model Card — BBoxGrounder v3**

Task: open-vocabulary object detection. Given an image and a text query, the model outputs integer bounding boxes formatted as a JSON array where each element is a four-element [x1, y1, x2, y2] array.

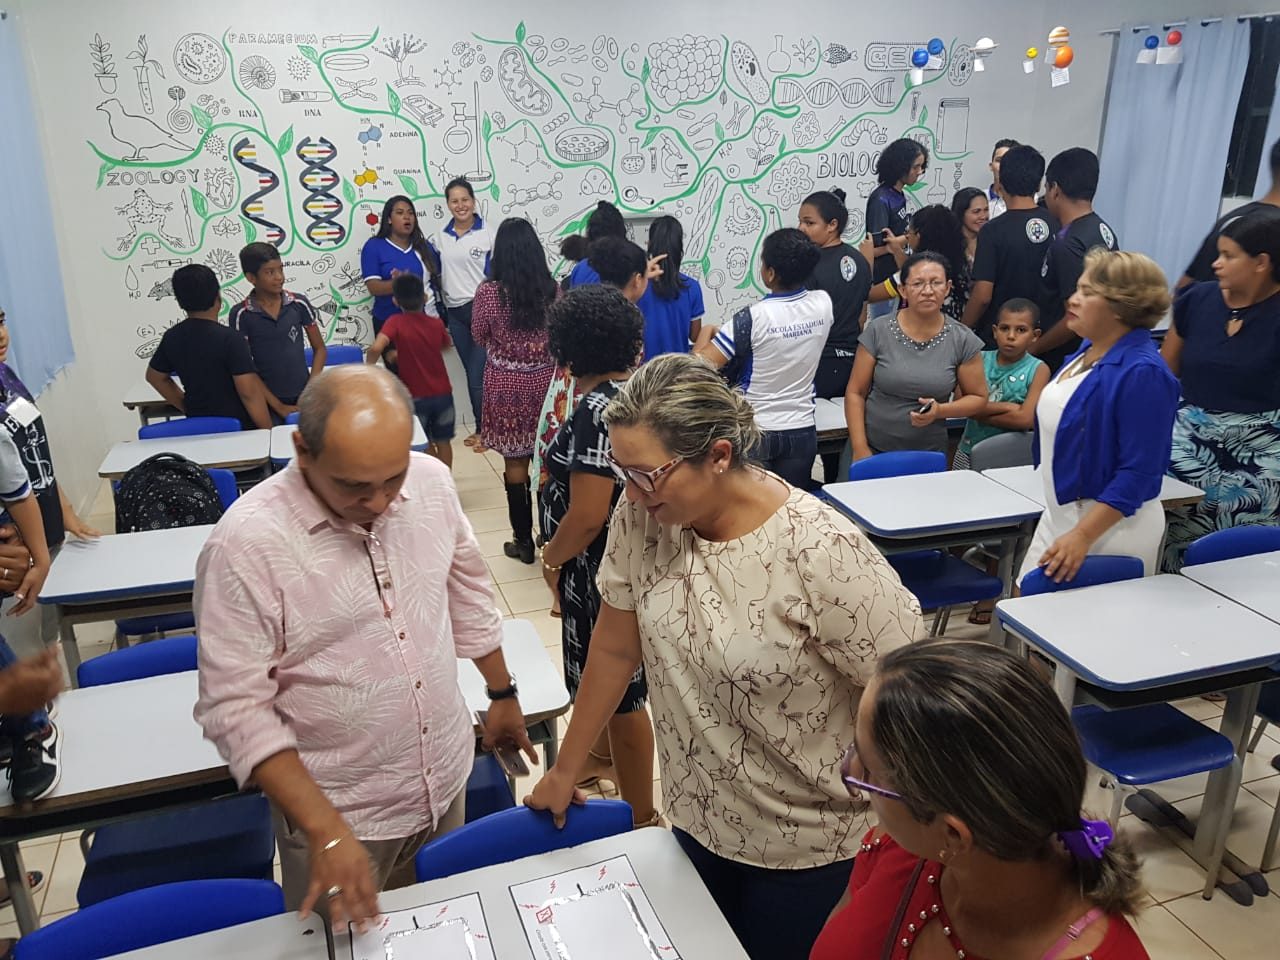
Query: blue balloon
[[1145, 35, 1159, 50], [912, 48, 929, 68], [928, 38, 945, 56]]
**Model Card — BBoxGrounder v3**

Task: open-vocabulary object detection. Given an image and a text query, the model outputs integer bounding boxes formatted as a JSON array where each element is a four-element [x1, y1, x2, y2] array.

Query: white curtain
[[1096, 19, 1251, 285], [0, 13, 76, 392], [1253, 53, 1280, 199]]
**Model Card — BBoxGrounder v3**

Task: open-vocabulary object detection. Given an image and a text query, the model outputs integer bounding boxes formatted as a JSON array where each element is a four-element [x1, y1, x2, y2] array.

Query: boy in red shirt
[[366, 273, 455, 468]]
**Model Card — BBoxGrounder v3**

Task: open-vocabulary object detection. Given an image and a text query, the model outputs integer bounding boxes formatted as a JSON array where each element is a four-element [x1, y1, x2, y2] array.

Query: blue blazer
[[1032, 328, 1179, 516]]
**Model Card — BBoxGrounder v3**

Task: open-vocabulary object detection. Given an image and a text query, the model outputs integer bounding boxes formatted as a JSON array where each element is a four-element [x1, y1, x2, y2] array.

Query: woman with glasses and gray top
[[811, 641, 1150, 959], [526, 353, 921, 960], [846, 251, 988, 460]]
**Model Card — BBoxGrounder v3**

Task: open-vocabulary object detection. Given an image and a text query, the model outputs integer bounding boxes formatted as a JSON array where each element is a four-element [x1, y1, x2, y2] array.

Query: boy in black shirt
[[1179, 138, 1280, 288], [1035, 148, 1119, 371], [961, 144, 1057, 347], [146, 265, 273, 430]]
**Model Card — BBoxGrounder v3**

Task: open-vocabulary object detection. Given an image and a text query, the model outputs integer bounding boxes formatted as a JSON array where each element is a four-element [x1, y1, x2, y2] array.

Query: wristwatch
[[485, 677, 519, 701]]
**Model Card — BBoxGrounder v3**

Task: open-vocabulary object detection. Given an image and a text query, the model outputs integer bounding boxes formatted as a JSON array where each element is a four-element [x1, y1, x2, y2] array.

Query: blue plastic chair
[[847, 450, 946, 481], [284, 411, 300, 425], [1184, 525, 1280, 567], [306, 343, 363, 366], [465, 754, 517, 823], [415, 799, 633, 883], [15, 879, 284, 960], [1021, 556, 1237, 872], [137, 417, 242, 440], [844, 450, 1000, 636], [73, 638, 275, 908], [115, 467, 237, 645]]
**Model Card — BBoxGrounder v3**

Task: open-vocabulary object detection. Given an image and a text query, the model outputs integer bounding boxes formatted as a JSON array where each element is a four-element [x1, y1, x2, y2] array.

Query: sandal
[[463, 434, 481, 448], [967, 605, 993, 626], [576, 749, 615, 790], [633, 811, 667, 829]]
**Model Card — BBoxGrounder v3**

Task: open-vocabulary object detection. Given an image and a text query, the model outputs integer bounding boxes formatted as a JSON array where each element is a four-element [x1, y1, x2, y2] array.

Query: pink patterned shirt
[[193, 453, 503, 840]]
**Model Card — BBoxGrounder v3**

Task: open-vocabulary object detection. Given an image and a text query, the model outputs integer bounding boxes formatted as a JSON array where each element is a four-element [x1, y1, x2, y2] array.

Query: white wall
[[9, 0, 1267, 512]]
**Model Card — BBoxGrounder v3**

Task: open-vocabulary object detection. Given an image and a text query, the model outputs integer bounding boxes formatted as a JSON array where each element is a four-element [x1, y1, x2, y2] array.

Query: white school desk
[[106, 913, 328, 960], [0, 619, 569, 935], [121, 379, 181, 427], [38, 525, 215, 678], [823, 470, 1043, 594], [812, 398, 966, 459], [334, 827, 749, 960], [1181, 550, 1280, 625], [996, 576, 1280, 904], [99, 430, 272, 480], [269, 421, 430, 465], [982, 465, 1206, 511]]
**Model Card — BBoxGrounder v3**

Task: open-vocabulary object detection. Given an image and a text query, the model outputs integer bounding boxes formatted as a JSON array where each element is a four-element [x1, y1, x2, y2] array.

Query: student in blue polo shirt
[[866, 139, 927, 321], [228, 243, 326, 419], [563, 201, 627, 288], [428, 178, 493, 448], [696, 229, 833, 489], [637, 216, 704, 359], [361, 195, 440, 335]]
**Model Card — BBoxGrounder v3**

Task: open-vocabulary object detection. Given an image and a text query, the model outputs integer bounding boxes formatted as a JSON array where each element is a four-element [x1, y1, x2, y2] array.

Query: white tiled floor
[[13, 444, 1279, 958]]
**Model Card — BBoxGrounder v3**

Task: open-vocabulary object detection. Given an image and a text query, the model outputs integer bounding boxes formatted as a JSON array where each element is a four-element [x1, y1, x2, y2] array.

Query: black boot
[[503, 480, 536, 564]]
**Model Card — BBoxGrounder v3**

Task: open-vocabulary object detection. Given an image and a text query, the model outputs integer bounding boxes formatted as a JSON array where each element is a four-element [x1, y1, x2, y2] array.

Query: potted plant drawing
[[90, 33, 118, 94], [128, 35, 165, 115]]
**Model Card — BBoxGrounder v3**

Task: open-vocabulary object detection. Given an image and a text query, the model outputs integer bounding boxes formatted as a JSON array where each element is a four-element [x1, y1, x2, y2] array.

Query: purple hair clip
[[1058, 818, 1114, 860]]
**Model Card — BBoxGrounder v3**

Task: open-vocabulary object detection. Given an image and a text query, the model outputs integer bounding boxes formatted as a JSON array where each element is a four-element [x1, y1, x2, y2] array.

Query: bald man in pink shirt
[[195, 366, 535, 927]]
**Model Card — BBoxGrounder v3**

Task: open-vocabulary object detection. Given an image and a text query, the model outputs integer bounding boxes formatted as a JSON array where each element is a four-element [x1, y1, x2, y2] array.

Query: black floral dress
[[540, 380, 647, 712]]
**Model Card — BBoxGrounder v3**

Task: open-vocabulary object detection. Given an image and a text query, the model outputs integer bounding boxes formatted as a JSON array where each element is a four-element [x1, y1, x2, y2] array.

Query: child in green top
[[953, 298, 1050, 471]]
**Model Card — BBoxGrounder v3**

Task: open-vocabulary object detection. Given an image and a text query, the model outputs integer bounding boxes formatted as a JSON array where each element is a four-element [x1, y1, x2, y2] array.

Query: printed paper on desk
[[348, 893, 496, 960], [511, 855, 681, 960]]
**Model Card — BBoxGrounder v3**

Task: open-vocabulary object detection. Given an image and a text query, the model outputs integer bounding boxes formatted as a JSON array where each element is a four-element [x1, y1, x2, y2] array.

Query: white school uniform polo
[[428, 216, 493, 309]]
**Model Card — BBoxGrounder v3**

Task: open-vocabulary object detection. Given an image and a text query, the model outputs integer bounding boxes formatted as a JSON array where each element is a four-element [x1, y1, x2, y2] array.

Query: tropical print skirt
[[1161, 403, 1280, 572]]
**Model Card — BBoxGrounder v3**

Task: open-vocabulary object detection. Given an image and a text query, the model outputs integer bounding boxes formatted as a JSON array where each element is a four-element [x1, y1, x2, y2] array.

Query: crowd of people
[[6, 126, 1278, 959]]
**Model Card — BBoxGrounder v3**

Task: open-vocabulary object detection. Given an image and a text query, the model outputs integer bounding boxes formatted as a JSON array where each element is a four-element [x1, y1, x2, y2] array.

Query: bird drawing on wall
[[96, 98, 192, 161]]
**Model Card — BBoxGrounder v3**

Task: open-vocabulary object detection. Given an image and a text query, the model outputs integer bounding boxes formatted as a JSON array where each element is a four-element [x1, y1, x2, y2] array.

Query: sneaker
[[9, 723, 60, 803], [0, 871, 44, 907]]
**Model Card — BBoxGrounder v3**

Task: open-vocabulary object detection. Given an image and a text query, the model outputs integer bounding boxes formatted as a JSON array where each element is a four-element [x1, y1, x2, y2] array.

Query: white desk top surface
[[269, 421, 430, 464], [337, 827, 749, 960], [996, 575, 1280, 690], [122, 378, 179, 408], [0, 620, 567, 817], [106, 913, 327, 960], [824, 469, 1042, 537], [983, 465, 1204, 510], [99, 431, 272, 479], [39, 525, 215, 605], [1181, 550, 1280, 625], [814, 397, 845, 434]]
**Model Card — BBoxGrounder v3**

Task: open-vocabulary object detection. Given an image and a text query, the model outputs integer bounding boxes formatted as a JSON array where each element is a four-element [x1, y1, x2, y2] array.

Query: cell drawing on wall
[[768, 156, 814, 208], [554, 127, 609, 163], [647, 35, 722, 108], [498, 46, 554, 116], [729, 41, 770, 105], [377, 33, 427, 87], [172, 33, 226, 84], [90, 33, 119, 94], [948, 42, 975, 86], [97, 98, 192, 161], [239, 56, 278, 90]]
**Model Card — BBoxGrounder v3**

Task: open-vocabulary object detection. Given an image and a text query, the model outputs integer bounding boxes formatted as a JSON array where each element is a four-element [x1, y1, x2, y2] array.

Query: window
[[1223, 17, 1280, 196]]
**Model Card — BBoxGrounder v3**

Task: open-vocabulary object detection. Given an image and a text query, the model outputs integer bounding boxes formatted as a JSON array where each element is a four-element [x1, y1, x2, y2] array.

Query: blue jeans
[[447, 302, 486, 431], [413, 394, 456, 442], [0, 634, 46, 740], [674, 828, 853, 960], [755, 426, 817, 489]]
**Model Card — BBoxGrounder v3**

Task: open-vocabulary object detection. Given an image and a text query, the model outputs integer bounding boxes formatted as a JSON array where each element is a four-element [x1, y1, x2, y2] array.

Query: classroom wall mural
[[83, 22, 992, 358]]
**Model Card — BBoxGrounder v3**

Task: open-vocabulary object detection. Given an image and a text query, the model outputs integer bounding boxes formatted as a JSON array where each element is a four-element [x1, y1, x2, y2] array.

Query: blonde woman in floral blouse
[[526, 353, 921, 960]]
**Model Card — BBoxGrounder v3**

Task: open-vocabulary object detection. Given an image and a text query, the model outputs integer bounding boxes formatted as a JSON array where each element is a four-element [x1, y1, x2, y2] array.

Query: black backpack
[[719, 305, 755, 389], [114, 453, 225, 533]]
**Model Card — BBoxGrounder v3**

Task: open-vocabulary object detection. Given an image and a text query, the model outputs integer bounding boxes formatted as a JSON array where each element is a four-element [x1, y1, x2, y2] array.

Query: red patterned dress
[[471, 280, 557, 458]]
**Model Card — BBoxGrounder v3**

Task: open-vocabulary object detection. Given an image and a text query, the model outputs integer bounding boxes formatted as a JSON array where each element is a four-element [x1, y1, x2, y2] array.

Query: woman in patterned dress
[[1161, 208, 1280, 571], [472, 218, 558, 564], [527, 353, 922, 960], [535, 285, 656, 829]]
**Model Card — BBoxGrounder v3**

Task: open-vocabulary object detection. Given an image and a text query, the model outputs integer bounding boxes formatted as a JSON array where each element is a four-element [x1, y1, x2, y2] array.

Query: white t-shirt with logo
[[428, 217, 493, 308], [712, 289, 833, 431]]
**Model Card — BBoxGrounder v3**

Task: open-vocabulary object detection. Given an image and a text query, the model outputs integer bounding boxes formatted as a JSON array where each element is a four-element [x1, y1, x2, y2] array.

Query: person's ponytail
[[1073, 832, 1145, 917]]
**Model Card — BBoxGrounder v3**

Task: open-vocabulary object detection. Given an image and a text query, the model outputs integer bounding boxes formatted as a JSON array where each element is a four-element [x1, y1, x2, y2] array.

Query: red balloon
[[1055, 45, 1074, 68], [1167, 30, 1183, 45]]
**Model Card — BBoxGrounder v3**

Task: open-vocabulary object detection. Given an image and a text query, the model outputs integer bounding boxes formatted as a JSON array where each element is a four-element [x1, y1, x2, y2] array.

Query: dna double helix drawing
[[232, 136, 287, 245], [296, 137, 346, 246]]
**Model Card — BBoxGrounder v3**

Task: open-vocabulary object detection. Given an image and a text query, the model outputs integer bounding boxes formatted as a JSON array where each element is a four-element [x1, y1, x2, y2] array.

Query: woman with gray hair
[[810, 641, 1149, 959], [526, 353, 921, 960]]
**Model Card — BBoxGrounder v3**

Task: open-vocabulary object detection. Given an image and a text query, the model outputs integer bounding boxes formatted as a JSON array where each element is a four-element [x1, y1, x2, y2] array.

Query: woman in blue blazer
[[1020, 250, 1179, 583]]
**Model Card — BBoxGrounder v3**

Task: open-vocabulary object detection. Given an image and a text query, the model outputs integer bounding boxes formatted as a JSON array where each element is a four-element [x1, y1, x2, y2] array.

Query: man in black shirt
[[146, 265, 273, 430], [961, 144, 1057, 347], [1179, 138, 1280, 288], [1034, 148, 1119, 372]]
